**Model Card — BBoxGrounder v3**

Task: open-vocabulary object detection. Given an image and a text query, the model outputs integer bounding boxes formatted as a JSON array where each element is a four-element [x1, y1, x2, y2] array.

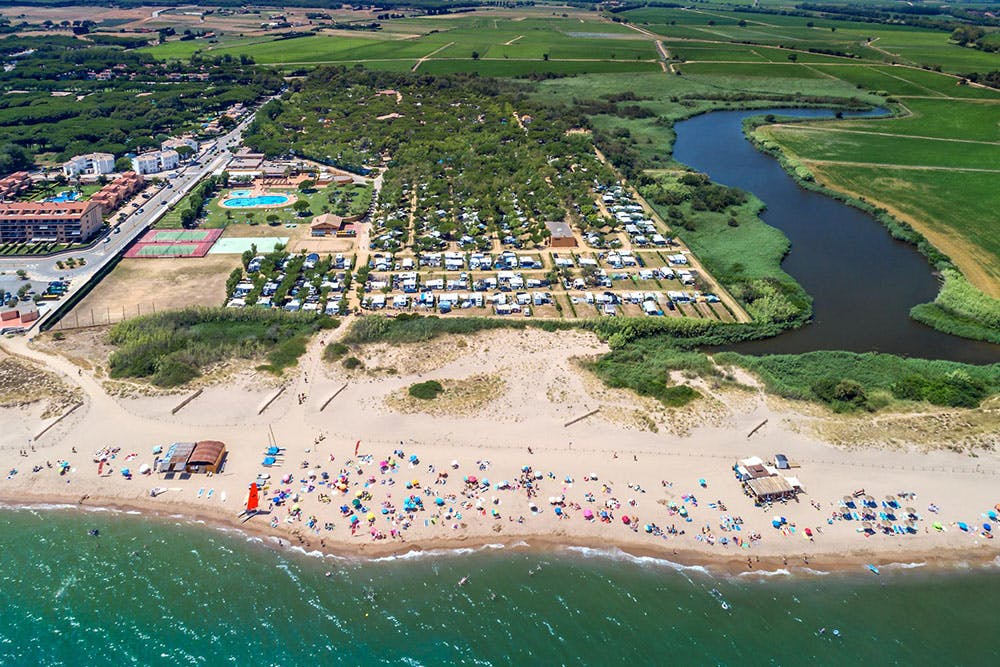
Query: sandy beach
[[2, 324, 999, 573]]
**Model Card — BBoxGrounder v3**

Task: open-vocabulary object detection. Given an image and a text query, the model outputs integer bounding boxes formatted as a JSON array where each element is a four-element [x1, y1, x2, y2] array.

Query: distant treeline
[[0, 35, 282, 162], [0, 0, 541, 11], [793, 2, 1000, 30], [960, 70, 1000, 89]]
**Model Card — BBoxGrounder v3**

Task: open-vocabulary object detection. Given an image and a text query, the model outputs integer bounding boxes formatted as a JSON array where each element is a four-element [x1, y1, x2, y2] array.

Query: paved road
[[0, 120, 252, 283], [0, 108, 268, 329]]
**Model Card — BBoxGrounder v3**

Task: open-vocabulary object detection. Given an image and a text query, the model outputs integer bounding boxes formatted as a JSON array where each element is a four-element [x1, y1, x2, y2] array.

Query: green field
[[826, 98, 1000, 142], [760, 124, 1000, 169], [417, 59, 660, 76], [138, 14, 663, 74]]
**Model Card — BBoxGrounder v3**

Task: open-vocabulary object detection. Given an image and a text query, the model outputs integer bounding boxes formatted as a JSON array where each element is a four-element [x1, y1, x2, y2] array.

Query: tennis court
[[146, 230, 215, 243], [125, 228, 223, 258], [134, 244, 201, 257]]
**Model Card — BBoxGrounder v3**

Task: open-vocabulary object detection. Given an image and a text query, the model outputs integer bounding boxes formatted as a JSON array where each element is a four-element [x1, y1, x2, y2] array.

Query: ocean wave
[[738, 568, 790, 578], [0, 502, 77, 512], [368, 547, 477, 563], [800, 568, 830, 576], [562, 546, 712, 575], [288, 546, 327, 559], [882, 561, 927, 570]]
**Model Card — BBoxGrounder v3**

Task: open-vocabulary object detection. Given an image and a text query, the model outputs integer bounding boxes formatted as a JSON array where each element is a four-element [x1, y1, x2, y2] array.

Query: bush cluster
[[107, 307, 327, 387], [408, 380, 444, 400]]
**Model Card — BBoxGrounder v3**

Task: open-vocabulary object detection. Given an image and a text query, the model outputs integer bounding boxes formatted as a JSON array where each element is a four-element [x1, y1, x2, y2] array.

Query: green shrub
[[810, 377, 870, 411], [716, 350, 1000, 410], [660, 384, 700, 407], [342, 356, 362, 370], [107, 307, 323, 385], [151, 358, 200, 387], [408, 380, 444, 400], [890, 371, 987, 408], [323, 342, 349, 361]]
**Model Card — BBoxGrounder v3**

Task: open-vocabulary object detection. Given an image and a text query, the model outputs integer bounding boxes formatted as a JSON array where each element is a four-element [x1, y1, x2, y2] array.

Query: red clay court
[[124, 229, 223, 258]]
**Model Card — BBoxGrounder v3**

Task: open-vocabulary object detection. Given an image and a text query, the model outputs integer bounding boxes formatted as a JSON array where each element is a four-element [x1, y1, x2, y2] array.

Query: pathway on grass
[[654, 40, 670, 72], [865, 64, 948, 98], [771, 124, 1000, 146], [801, 159, 1000, 173], [411, 41, 455, 72], [503, 35, 523, 46]]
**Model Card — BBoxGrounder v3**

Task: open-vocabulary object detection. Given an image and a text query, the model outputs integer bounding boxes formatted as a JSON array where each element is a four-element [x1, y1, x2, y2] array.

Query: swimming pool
[[45, 190, 80, 203], [222, 192, 293, 208]]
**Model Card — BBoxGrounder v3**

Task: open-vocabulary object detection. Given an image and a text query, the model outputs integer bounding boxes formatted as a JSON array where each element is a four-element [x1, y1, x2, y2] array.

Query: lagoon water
[[2, 508, 999, 665], [672, 108, 999, 364]]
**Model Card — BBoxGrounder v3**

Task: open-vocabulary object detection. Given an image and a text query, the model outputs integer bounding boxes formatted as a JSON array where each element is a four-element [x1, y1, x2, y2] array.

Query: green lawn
[[640, 173, 810, 321]]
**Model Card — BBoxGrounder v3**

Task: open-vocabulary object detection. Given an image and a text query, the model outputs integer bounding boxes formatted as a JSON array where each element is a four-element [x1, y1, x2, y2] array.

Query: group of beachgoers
[[245, 443, 788, 551], [240, 442, 1000, 553]]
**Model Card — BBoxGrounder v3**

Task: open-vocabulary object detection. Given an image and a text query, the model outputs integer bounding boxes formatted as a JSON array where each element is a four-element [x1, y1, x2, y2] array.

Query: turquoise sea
[[1, 507, 998, 665]]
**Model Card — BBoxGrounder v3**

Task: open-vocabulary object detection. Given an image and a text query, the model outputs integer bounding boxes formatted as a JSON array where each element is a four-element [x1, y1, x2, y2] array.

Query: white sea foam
[[882, 561, 927, 570], [0, 502, 77, 512], [800, 568, 830, 576], [738, 568, 791, 578], [368, 547, 477, 563], [289, 546, 326, 559], [563, 545, 712, 575]]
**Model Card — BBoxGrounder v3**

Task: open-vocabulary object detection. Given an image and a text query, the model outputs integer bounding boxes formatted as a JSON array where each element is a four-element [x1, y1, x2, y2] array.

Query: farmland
[[3, 2, 998, 347], [139, 13, 661, 75]]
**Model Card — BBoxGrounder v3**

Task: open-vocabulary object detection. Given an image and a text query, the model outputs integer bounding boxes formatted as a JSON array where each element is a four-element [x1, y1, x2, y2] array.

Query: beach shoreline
[[3, 327, 1000, 580], [2, 490, 997, 577]]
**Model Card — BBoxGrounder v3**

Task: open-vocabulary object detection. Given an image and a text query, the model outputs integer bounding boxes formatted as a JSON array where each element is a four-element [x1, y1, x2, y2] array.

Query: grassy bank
[[910, 270, 1000, 344], [107, 307, 334, 387], [714, 350, 1000, 412]]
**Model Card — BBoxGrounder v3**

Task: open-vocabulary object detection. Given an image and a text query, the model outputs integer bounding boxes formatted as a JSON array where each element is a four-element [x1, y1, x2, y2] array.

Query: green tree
[[292, 199, 311, 216]]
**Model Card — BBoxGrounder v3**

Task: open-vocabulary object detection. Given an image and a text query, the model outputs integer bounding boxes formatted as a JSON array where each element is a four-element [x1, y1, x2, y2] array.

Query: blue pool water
[[222, 192, 292, 208], [45, 190, 80, 203]]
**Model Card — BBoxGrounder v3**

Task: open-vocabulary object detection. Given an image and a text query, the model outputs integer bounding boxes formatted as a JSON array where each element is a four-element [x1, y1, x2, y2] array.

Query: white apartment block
[[62, 152, 115, 178], [161, 137, 199, 153], [131, 149, 180, 175]]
